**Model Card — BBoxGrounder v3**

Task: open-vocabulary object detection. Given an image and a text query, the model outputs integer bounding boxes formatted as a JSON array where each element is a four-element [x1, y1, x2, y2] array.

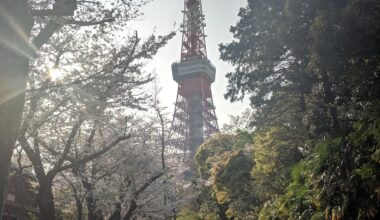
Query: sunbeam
[[0, 37, 35, 60], [0, 75, 27, 105], [0, 6, 36, 59]]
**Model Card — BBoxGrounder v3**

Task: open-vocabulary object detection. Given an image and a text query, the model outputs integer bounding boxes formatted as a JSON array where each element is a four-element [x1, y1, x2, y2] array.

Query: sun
[[48, 67, 63, 81]]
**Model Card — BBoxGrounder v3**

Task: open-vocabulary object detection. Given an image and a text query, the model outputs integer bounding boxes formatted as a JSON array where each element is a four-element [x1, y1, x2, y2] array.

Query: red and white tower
[[171, 0, 219, 160]]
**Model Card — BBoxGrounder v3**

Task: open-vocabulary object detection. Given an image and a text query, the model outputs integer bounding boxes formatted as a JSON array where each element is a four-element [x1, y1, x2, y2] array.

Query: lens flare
[[48, 68, 63, 81]]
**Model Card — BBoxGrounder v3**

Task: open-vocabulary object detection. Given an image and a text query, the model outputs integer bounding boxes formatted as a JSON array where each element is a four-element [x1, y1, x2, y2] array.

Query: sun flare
[[48, 67, 63, 81]]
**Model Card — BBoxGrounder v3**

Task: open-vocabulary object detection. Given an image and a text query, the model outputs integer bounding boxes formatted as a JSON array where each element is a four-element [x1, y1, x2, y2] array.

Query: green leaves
[[211, 151, 253, 202], [192, 134, 257, 219], [195, 134, 236, 180], [186, 0, 380, 218], [252, 126, 304, 200]]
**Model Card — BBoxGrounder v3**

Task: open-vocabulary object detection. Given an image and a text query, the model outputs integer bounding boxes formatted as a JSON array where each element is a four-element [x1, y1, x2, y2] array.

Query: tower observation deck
[[171, 0, 219, 161]]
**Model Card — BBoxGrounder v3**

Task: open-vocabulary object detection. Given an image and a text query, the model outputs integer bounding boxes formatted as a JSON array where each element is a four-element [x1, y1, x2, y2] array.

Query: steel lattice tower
[[171, 0, 219, 161]]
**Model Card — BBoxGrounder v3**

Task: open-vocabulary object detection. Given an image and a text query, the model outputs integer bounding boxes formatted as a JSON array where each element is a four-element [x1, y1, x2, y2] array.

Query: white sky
[[132, 0, 249, 126]]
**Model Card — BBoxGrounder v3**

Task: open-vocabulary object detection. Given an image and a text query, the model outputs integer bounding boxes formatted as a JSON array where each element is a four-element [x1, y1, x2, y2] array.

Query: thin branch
[[54, 134, 131, 174], [64, 18, 115, 26], [123, 171, 165, 220], [53, 119, 84, 172], [133, 171, 165, 198]]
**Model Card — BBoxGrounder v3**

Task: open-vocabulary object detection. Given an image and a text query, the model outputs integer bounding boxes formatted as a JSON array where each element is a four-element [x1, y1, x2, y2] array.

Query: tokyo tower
[[171, 0, 219, 161]]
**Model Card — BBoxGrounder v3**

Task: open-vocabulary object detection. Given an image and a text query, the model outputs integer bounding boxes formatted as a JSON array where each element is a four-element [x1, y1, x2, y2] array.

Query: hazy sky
[[132, 0, 249, 126]]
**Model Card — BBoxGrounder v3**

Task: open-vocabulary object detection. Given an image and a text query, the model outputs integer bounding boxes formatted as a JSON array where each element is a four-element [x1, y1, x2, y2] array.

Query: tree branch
[[133, 171, 165, 198], [53, 119, 83, 172], [64, 18, 115, 26], [32, 20, 62, 50], [18, 135, 46, 180], [54, 134, 131, 174], [123, 171, 165, 220]]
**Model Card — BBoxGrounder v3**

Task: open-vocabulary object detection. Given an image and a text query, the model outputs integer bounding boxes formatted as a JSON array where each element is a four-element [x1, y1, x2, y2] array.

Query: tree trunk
[[86, 188, 96, 220], [37, 178, 56, 220], [321, 71, 340, 134], [123, 200, 137, 220], [217, 203, 229, 220], [109, 202, 121, 220], [75, 196, 83, 220], [0, 0, 33, 216], [85, 183, 103, 220]]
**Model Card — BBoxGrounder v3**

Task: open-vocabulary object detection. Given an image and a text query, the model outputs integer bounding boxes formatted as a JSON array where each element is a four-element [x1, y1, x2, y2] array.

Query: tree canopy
[[179, 0, 380, 219]]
